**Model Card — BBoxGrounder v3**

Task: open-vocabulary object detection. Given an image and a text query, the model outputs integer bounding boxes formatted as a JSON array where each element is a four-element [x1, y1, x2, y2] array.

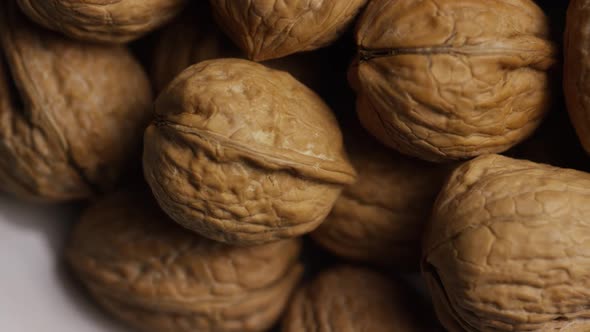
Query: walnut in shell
[[143, 58, 356, 245], [282, 266, 436, 332], [311, 131, 448, 269], [0, 1, 151, 202], [352, 0, 556, 162], [423, 154, 590, 331], [564, 0, 590, 156], [209, 0, 368, 61], [16, 0, 187, 43], [68, 191, 303, 332]]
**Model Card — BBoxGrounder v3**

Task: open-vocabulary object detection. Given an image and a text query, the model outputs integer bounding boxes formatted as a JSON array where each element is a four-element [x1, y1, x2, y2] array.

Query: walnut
[[422, 154, 590, 331], [67, 191, 303, 332], [564, 0, 590, 156], [208, 0, 368, 61], [16, 0, 187, 43], [352, 0, 557, 162], [0, 1, 151, 202], [143, 58, 356, 245], [311, 131, 448, 269], [281, 266, 436, 332]]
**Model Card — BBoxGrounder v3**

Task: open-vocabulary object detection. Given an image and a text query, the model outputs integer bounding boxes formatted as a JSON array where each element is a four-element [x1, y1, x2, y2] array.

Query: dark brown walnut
[[311, 131, 448, 269], [282, 266, 437, 332], [143, 58, 356, 245], [0, 1, 151, 202], [352, 0, 556, 162], [423, 154, 590, 331], [68, 191, 303, 332], [151, 8, 327, 93], [564, 0, 590, 157], [16, 0, 187, 44], [209, 0, 368, 61]]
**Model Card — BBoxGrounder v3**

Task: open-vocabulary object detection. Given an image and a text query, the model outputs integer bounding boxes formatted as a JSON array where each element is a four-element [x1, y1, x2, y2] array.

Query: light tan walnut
[[16, 0, 187, 43], [143, 58, 356, 245], [423, 154, 590, 331], [67, 191, 303, 332], [281, 266, 438, 332], [352, 0, 556, 162], [209, 0, 368, 61], [0, 1, 151, 202], [311, 131, 448, 269]]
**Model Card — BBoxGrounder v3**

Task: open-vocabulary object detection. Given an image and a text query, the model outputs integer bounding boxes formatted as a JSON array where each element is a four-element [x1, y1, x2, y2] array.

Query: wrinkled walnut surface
[[0, 1, 151, 202], [209, 0, 367, 61], [564, 0, 590, 156], [281, 266, 433, 332], [144, 58, 355, 245], [423, 154, 590, 331], [68, 191, 303, 332], [312, 130, 448, 269], [353, 0, 556, 162], [16, 0, 187, 43]]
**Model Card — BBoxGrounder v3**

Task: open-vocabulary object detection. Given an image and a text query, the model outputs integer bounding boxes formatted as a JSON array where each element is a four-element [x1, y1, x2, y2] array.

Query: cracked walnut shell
[[423, 154, 590, 331], [143, 58, 356, 245], [352, 0, 556, 162], [209, 0, 368, 61], [0, 1, 152, 202], [281, 266, 435, 332], [67, 191, 303, 332], [16, 0, 187, 43], [311, 132, 448, 269]]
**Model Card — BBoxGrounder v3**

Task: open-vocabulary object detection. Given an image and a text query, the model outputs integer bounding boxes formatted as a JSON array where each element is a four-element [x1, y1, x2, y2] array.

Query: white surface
[[0, 195, 129, 332]]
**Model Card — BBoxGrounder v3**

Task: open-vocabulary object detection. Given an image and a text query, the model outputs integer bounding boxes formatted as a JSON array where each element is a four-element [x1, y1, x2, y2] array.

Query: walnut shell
[[311, 131, 448, 269], [352, 0, 556, 162], [143, 58, 356, 245], [423, 154, 590, 331], [16, 0, 187, 43], [564, 0, 590, 156], [0, 1, 151, 202], [281, 266, 433, 332], [209, 0, 368, 61], [67, 191, 303, 332]]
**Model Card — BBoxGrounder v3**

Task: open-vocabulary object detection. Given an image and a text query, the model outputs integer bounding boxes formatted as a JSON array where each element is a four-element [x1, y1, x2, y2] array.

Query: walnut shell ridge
[[16, 0, 187, 43], [143, 58, 356, 245], [352, 0, 556, 162], [0, 1, 152, 202], [311, 131, 447, 269], [209, 0, 368, 61], [67, 191, 303, 332], [281, 266, 434, 332], [423, 154, 590, 331]]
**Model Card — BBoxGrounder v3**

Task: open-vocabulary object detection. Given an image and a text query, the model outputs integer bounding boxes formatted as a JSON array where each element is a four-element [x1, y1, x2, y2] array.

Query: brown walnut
[[67, 191, 303, 332], [352, 0, 556, 162], [281, 266, 436, 332], [16, 0, 187, 43], [143, 58, 356, 245], [564, 0, 590, 156], [209, 0, 368, 61], [423, 154, 590, 331], [0, 1, 151, 202], [311, 131, 448, 269]]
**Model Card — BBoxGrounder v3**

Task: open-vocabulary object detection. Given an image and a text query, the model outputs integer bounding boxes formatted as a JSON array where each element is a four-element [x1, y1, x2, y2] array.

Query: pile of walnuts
[[3, 0, 590, 331]]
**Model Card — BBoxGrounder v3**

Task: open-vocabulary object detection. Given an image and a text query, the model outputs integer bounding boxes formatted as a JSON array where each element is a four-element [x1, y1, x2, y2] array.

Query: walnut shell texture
[[16, 0, 187, 43], [209, 0, 368, 61], [564, 0, 590, 156], [143, 58, 356, 245], [423, 154, 590, 331], [353, 0, 556, 162], [311, 131, 448, 269], [0, 1, 152, 202], [281, 266, 433, 332], [68, 191, 303, 332]]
